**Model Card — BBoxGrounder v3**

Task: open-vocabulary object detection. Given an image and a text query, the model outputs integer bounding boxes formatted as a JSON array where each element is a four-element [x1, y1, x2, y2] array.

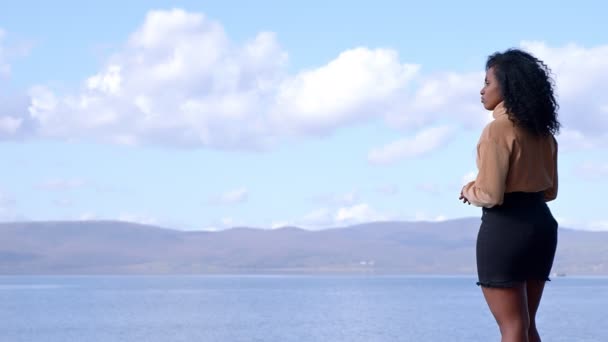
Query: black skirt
[[476, 192, 558, 288]]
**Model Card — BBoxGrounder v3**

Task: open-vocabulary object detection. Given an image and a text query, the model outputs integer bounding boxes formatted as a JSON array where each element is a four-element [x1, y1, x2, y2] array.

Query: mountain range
[[1, 219, 606, 275]]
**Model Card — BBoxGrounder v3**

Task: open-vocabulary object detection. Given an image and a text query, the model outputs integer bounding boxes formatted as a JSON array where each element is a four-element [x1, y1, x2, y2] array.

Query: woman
[[459, 49, 560, 342]]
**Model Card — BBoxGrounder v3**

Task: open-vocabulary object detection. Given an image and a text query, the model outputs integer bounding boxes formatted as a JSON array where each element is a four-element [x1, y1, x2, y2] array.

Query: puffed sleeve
[[462, 137, 510, 207]]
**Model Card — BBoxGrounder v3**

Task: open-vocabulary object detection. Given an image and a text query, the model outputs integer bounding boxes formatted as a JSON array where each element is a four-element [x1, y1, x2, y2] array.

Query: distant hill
[[0, 219, 606, 275]]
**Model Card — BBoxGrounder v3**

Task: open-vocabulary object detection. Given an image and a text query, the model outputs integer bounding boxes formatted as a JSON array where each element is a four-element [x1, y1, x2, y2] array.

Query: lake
[[0, 275, 606, 341]]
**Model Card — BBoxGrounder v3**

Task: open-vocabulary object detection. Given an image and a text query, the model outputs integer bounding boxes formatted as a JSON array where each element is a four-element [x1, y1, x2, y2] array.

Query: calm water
[[0, 275, 606, 341]]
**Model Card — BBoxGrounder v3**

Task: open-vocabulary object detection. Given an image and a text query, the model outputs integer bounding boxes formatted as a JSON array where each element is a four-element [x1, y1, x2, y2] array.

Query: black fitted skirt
[[476, 192, 558, 288]]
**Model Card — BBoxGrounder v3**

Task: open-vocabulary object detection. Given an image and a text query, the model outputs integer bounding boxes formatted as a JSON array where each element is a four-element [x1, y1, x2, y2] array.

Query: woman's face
[[480, 67, 503, 110]]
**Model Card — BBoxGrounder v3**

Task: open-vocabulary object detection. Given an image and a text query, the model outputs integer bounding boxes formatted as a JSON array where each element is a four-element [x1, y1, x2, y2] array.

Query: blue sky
[[0, 1, 606, 230]]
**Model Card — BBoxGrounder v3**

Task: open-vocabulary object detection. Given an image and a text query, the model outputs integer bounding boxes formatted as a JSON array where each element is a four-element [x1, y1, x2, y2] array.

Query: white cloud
[[86, 65, 122, 95], [368, 125, 455, 165], [18, 9, 455, 150], [75, 212, 160, 226], [200, 225, 221, 231], [334, 203, 387, 225], [269, 204, 392, 230], [26, 9, 287, 148], [221, 217, 235, 226], [265, 209, 332, 231], [380, 41, 608, 150], [300, 204, 385, 228], [413, 211, 447, 222], [78, 212, 98, 221], [270, 221, 289, 229], [386, 71, 489, 129], [521, 41, 608, 149], [575, 162, 608, 180], [201, 217, 246, 230], [271, 48, 419, 135], [209, 187, 249, 205], [10, 13, 607, 152], [37, 178, 86, 191], [118, 213, 159, 226]]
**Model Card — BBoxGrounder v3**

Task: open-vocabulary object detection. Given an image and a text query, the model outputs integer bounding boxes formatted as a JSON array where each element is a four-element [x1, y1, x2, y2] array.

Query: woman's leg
[[482, 283, 530, 342], [526, 280, 546, 342]]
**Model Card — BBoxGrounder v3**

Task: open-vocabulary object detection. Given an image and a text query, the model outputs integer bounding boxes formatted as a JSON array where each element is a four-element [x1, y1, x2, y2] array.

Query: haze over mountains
[[1, 219, 606, 275]]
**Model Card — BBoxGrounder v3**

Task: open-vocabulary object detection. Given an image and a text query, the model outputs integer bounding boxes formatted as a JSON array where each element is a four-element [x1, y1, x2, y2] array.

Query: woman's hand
[[459, 190, 471, 205]]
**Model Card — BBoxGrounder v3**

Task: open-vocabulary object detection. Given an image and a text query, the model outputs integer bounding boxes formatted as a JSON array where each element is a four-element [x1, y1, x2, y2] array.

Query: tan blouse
[[462, 102, 558, 207]]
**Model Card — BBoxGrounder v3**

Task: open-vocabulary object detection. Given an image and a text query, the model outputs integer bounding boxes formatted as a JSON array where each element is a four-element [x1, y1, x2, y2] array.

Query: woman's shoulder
[[480, 116, 516, 142]]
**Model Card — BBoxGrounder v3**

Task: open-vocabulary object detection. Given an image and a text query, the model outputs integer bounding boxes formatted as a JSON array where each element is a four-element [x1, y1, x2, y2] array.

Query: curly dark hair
[[486, 49, 560, 136]]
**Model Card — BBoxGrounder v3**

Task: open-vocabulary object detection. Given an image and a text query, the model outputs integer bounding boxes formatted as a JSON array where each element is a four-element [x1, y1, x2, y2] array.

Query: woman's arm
[[544, 137, 558, 202], [462, 137, 510, 207]]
